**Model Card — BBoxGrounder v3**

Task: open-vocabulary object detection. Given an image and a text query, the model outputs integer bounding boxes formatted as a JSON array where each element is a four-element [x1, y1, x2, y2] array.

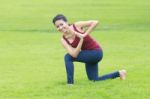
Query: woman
[[52, 14, 126, 84]]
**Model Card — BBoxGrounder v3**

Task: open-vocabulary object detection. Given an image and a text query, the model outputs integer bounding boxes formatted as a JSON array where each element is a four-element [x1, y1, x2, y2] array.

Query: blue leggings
[[64, 49, 120, 84]]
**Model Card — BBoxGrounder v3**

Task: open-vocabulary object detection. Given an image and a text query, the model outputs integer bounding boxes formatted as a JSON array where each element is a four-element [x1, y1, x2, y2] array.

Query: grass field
[[0, 0, 150, 99]]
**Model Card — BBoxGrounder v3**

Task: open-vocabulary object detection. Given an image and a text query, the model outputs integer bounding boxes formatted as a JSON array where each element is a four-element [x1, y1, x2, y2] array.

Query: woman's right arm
[[60, 37, 84, 58]]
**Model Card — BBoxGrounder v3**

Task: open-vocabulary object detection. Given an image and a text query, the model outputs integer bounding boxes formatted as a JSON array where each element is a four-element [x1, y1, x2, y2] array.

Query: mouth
[[61, 28, 67, 33]]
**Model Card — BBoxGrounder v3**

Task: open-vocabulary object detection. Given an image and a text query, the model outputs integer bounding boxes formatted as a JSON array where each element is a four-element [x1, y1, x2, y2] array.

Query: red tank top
[[63, 24, 102, 50]]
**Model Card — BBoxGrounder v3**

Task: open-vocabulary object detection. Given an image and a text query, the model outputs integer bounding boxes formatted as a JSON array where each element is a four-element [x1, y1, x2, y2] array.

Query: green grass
[[0, 0, 150, 99]]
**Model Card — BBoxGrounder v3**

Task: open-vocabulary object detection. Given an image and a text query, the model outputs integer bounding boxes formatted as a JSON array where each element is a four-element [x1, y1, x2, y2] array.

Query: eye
[[60, 23, 63, 26], [56, 22, 64, 29], [56, 25, 59, 28]]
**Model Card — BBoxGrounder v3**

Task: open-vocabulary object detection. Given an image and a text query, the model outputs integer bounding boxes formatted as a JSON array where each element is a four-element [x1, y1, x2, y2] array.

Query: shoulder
[[72, 22, 84, 32], [60, 36, 66, 42], [60, 37, 67, 47]]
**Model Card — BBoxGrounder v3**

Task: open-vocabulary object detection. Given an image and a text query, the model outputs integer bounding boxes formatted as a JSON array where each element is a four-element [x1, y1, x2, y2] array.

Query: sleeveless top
[[63, 24, 102, 50]]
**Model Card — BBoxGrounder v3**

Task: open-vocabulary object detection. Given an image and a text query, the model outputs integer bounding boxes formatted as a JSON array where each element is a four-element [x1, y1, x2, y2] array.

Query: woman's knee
[[64, 53, 74, 61], [95, 51, 103, 62]]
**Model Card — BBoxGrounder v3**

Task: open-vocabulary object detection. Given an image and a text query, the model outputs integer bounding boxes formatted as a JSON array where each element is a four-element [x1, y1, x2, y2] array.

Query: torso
[[64, 24, 83, 43], [62, 24, 102, 50]]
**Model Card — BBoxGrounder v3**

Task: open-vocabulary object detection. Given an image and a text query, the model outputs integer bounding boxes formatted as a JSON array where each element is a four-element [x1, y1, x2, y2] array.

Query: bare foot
[[119, 69, 127, 80]]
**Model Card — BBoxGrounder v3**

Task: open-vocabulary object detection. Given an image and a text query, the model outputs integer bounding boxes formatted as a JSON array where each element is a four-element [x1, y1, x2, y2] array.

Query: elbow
[[70, 51, 79, 58], [71, 53, 78, 58], [69, 48, 81, 58], [94, 20, 99, 25], [91, 20, 99, 26], [66, 52, 78, 58]]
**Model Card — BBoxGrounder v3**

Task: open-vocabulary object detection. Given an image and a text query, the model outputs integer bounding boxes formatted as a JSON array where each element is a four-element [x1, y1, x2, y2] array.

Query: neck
[[64, 33, 75, 39], [63, 27, 75, 39]]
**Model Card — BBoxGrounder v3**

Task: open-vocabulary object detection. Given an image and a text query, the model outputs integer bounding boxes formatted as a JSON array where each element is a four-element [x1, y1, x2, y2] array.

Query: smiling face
[[54, 19, 70, 33]]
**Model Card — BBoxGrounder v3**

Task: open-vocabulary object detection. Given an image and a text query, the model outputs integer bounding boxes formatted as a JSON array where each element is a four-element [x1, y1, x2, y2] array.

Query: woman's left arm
[[74, 20, 99, 37]]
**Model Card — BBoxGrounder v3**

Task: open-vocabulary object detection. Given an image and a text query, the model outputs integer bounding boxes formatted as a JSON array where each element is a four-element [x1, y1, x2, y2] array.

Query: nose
[[58, 26, 63, 31]]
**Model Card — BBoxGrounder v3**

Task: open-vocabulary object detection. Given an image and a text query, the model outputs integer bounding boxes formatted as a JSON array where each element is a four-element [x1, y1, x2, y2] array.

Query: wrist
[[84, 33, 88, 36], [80, 37, 84, 41]]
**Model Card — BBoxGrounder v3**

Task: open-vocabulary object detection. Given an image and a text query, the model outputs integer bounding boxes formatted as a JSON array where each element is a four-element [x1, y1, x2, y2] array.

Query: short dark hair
[[52, 14, 67, 24]]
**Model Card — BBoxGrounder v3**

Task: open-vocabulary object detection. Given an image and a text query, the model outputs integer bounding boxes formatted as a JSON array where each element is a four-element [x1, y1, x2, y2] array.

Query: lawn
[[0, 0, 149, 99]]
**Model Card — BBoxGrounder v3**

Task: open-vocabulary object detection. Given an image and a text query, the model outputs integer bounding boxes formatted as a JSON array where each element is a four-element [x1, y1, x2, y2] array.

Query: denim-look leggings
[[64, 49, 120, 84]]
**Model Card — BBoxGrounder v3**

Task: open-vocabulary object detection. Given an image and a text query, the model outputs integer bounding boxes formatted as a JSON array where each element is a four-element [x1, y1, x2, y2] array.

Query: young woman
[[52, 14, 126, 84]]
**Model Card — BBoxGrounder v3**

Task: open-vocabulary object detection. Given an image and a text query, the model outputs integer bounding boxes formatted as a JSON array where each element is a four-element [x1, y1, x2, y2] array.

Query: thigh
[[74, 50, 103, 63]]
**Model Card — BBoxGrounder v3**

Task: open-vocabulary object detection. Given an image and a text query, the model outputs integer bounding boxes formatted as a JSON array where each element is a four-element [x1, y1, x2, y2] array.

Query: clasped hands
[[74, 32, 87, 39]]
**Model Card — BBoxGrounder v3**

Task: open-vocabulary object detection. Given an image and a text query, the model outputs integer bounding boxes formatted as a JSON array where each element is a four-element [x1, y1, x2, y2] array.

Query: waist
[[81, 45, 102, 50], [82, 47, 103, 52]]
